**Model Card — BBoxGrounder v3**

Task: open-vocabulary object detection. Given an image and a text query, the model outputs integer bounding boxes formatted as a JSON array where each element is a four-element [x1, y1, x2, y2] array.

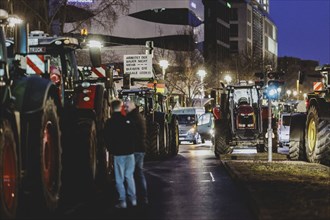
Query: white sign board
[[124, 54, 153, 79]]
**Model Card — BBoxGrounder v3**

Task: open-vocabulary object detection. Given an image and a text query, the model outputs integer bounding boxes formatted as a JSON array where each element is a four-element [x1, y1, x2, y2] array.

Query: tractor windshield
[[233, 88, 258, 106]]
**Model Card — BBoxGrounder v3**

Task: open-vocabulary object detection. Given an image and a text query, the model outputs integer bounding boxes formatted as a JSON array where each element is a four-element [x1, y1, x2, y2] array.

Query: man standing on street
[[126, 100, 149, 206], [104, 100, 137, 208]]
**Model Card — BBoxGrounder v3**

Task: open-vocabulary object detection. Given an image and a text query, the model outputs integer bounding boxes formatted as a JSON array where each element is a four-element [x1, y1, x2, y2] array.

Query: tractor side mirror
[[298, 71, 305, 84]]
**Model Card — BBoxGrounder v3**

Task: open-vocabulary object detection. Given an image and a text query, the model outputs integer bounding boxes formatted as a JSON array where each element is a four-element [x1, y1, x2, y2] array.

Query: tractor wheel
[[146, 122, 160, 160], [75, 118, 97, 193], [169, 118, 179, 156], [256, 144, 265, 153], [263, 135, 278, 153], [159, 123, 169, 158], [0, 119, 19, 219], [214, 119, 231, 156], [305, 106, 330, 165], [24, 98, 62, 214], [94, 92, 110, 188], [288, 114, 306, 160]]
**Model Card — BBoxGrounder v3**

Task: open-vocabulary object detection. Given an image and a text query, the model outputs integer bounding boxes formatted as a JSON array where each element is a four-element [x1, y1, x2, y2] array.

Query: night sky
[[270, 0, 330, 65]]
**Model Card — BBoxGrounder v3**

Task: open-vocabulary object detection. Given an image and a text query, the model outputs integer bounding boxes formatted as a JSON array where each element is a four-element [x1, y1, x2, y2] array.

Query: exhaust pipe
[[14, 21, 29, 55]]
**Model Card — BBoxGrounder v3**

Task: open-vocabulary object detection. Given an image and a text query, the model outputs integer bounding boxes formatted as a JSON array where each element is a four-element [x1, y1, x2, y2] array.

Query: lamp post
[[159, 60, 169, 80], [224, 75, 232, 85], [197, 70, 207, 107]]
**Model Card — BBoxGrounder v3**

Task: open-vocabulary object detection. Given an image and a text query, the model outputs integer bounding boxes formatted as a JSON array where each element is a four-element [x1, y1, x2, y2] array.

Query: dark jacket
[[104, 112, 135, 155], [127, 108, 147, 152]]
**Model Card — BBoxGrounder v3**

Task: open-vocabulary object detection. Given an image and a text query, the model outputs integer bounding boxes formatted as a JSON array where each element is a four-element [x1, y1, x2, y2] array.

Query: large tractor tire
[[214, 119, 231, 157], [146, 122, 160, 160], [169, 117, 179, 156], [94, 90, 111, 188], [305, 106, 330, 165], [288, 113, 306, 160], [23, 98, 62, 214], [159, 123, 170, 158], [0, 119, 19, 219], [75, 118, 97, 193]]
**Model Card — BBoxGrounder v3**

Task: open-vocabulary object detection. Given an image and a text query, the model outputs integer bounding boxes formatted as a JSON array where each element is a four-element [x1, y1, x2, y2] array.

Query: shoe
[[115, 201, 127, 209], [139, 198, 149, 207], [130, 199, 137, 207]]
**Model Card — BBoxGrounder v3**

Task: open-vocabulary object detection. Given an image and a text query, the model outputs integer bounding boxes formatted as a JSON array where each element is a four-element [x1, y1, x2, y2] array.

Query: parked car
[[278, 112, 291, 147], [197, 112, 214, 143]]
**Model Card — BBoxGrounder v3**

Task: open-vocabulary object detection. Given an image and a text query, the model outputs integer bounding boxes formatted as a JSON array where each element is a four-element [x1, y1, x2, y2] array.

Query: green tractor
[[119, 87, 179, 159], [289, 65, 330, 166]]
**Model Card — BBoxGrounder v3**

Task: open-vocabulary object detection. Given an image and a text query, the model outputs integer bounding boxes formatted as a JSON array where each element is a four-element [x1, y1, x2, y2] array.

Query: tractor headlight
[[188, 127, 195, 134]]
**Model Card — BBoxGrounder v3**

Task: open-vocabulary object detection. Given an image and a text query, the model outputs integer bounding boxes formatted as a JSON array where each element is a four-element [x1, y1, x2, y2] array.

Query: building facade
[[230, 0, 277, 70], [203, 0, 231, 65]]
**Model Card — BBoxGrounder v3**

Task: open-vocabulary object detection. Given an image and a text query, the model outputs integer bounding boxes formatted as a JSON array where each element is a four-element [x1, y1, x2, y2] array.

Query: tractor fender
[[308, 98, 330, 120], [289, 113, 306, 142], [154, 111, 166, 126], [12, 76, 60, 114]]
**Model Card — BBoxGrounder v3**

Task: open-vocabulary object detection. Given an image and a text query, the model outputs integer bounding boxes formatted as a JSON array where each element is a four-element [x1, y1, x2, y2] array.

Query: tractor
[[118, 86, 179, 159], [1, 10, 63, 218], [210, 81, 276, 157], [6, 30, 113, 207], [289, 65, 330, 165]]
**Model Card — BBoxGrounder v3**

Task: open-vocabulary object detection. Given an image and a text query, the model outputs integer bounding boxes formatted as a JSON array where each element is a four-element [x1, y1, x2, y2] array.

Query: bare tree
[[9, 0, 131, 35], [153, 28, 204, 107]]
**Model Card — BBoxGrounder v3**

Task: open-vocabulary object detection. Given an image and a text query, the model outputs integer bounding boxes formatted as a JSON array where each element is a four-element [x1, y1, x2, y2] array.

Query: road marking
[[209, 172, 215, 182]]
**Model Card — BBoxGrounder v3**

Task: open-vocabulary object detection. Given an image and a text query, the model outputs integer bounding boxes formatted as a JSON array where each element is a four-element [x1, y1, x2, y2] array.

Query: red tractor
[[5, 30, 113, 213], [1, 11, 63, 218], [210, 81, 276, 157]]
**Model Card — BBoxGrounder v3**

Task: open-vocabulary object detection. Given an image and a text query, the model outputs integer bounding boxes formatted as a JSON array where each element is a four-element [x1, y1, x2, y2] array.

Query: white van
[[172, 107, 205, 144]]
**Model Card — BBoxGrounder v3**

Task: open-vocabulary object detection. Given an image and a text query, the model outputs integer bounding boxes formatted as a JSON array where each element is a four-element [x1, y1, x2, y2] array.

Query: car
[[278, 112, 291, 147], [197, 112, 214, 143], [172, 107, 205, 144]]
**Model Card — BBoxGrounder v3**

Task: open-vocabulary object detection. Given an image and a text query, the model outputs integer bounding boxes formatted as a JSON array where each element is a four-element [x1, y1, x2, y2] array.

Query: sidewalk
[[221, 153, 330, 220]]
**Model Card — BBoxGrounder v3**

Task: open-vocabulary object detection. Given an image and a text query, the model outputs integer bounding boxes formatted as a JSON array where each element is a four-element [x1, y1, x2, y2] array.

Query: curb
[[221, 160, 261, 220]]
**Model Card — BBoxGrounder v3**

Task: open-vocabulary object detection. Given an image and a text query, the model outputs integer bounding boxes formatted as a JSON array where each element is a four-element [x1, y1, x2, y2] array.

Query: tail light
[[305, 99, 309, 109]]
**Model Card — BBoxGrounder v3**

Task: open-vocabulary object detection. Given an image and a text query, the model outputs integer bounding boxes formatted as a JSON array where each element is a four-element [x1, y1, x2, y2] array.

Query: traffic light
[[145, 41, 154, 57], [254, 72, 265, 79], [267, 71, 284, 80]]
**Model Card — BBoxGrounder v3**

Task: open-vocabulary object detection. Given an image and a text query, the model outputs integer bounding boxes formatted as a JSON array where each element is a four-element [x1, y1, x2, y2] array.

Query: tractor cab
[[229, 85, 260, 131]]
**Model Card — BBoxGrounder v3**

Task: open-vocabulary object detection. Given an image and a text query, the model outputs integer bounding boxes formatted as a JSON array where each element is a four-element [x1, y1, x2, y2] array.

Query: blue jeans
[[114, 154, 136, 203], [134, 152, 148, 201]]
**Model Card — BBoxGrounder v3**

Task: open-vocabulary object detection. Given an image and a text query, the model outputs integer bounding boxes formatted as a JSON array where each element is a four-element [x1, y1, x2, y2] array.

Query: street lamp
[[286, 90, 292, 99], [224, 75, 232, 85], [159, 60, 169, 80], [197, 70, 207, 107]]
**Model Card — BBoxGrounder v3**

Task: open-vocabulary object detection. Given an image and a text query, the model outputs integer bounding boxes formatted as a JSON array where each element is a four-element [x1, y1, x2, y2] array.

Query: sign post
[[124, 54, 153, 79]]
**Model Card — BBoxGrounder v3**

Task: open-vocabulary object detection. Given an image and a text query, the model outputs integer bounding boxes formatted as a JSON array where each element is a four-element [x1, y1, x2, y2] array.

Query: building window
[[231, 8, 238, 21], [247, 9, 252, 23], [230, 41, 238, 52], [230, 24, 238, 37], [247, 25, 252, 39]]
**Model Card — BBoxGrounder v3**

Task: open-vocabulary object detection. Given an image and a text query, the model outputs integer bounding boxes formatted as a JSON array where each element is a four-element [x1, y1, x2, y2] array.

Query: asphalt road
[[54, 142, 256, 220]]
